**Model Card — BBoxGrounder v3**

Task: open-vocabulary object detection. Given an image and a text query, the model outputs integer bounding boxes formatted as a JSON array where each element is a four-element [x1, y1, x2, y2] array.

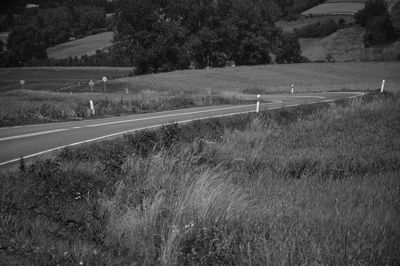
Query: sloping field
[[46, 31, 114, 59], [302, 2, 365, 16], [300, 26, 365, 61], [300, 26, 400, 62], [0, 67, 131, 92]]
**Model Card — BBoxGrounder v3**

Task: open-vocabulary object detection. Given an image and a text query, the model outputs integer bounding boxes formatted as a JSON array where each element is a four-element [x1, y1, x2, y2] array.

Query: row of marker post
[[17, 77, 387, 116], [255, 80, 386, 113]]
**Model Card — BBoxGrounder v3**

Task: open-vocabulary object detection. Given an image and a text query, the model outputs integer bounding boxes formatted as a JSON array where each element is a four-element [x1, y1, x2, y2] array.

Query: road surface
[[0, 92, 364, 167]]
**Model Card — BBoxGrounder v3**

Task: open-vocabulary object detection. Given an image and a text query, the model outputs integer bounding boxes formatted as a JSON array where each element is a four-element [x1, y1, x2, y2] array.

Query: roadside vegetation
[[1, 62, 399, 127], [1, 91, 399, 264], [0, 89, 247, 127]]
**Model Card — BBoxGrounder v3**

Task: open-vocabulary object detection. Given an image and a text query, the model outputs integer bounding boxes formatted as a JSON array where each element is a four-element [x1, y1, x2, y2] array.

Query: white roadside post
[[381, 79, 385, 93], [291, 84, 294, 94], [89, 100, 95, 115], [102, 76, 107, 92], [20, 80, 25, 89], [89, 80, 94, 93], [256, 94, 260, 113]]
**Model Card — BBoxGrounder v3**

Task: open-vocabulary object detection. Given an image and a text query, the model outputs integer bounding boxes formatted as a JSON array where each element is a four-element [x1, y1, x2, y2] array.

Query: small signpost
[[89, 80, 94, 93], [102, 76, 107, 92], [256, 94, 260, 113], [20, 80, 25, 89], [291, 84, 294, 94], [381, 80, 385, 93], [89, 100, 95, 115]]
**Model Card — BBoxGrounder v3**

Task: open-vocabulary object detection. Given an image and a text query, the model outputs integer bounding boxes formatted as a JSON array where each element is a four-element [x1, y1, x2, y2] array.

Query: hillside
[[46, 32, 114, 59], [300, 26, 365, 61]]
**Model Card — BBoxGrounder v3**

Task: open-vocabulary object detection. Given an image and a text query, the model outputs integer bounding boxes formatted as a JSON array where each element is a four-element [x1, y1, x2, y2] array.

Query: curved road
[[0, 92, 364, 167]]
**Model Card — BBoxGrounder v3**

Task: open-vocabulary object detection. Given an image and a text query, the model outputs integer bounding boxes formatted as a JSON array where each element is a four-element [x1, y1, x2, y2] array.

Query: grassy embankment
[[1, 91, 399, 265], [1, 62, 399, 127]]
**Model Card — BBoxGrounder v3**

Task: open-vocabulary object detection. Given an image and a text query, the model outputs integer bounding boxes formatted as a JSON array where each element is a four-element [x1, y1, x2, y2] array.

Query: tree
[[275, 32, 302, 63], [355, 0, 397, 46]]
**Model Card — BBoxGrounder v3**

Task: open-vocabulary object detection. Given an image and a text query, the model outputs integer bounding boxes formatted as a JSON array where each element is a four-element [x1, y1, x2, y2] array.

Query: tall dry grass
[[0, 89, 246, 126]]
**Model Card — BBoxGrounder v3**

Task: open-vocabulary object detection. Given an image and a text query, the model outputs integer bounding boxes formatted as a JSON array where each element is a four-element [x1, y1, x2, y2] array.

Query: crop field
[[1, 91, 399, 264], [46, 31, 114, 59]]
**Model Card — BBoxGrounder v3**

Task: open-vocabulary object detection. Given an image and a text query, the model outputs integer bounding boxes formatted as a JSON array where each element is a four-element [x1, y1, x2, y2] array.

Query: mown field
[[0, 62, 399, 127], [0, 91, 399, 265]]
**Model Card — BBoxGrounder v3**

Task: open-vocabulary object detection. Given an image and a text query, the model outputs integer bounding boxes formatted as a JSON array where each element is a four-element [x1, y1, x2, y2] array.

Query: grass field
[[300, 26, 400, 62], [1, 62, 399, 126], [115, 62, 400, 93], [300, 26, 366, 62], [1, 91, 399, 264], [46, 32, 114, 59]]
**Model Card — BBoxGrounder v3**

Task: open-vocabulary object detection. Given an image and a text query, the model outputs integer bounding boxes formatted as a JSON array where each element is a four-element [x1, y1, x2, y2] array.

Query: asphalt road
[[0, 92, 364, 168]]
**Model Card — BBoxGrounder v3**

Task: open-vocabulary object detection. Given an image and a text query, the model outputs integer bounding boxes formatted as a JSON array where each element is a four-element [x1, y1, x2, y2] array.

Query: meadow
[[0, 91, 399, 265], [1, 62, 399, 127]]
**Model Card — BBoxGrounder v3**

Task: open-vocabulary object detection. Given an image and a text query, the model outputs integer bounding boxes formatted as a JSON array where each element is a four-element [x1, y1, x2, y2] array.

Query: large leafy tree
[[355, 0, 397, 46], [113, 0, 301, 73], [113, 0, 188, 74]]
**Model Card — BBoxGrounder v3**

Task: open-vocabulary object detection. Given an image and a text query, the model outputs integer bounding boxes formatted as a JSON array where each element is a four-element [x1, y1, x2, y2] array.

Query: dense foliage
[[294, 19, 339, 38], [113, 0, 303, 74], [5, 6, 107, 62], [355, 0, 397, 46]]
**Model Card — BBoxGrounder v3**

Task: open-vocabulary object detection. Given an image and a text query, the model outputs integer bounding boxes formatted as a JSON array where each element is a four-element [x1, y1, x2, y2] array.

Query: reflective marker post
[[381, 80, 385, 93], [291, 84, 294, 94], [89, 100, 95, 115], [256, 94, 260, 113]]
